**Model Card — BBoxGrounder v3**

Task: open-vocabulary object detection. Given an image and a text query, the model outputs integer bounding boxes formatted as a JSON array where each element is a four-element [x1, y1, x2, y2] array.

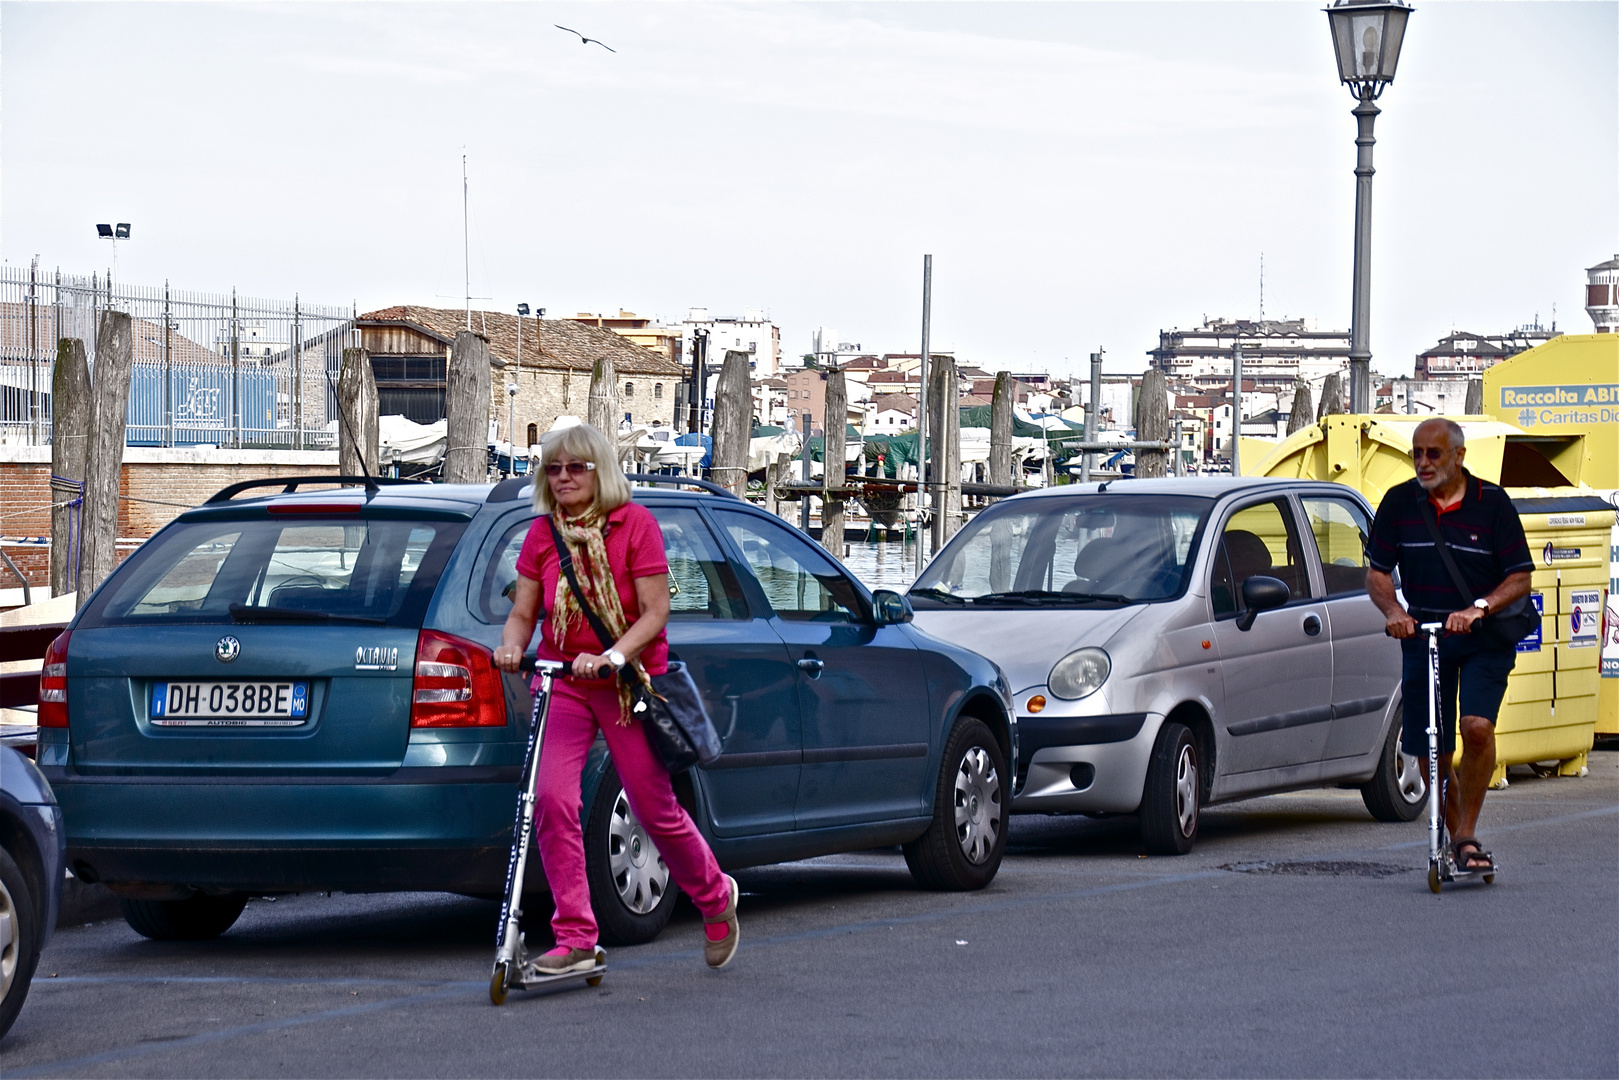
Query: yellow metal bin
[[1249, 417, 1615, 782]]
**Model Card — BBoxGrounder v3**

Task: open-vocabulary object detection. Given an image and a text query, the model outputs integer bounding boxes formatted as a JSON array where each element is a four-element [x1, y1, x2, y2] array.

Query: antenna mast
[[1258, 252, 1264, 321], [463, 153, 471, 331]]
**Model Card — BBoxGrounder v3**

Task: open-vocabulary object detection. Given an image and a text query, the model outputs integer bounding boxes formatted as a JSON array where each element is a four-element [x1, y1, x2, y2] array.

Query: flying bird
[[555, 25, 615, 52]]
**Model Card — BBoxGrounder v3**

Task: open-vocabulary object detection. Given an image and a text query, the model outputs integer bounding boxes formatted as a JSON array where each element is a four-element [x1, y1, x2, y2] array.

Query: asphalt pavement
[[4, 749, 1616, 1079]]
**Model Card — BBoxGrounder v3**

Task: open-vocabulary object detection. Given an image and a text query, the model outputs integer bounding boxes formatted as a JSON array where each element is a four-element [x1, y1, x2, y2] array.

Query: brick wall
[[1, 448, 339, 591]]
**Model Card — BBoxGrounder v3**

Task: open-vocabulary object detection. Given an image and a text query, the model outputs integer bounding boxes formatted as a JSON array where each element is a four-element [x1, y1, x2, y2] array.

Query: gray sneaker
[[536, 946, 601, 975], [703, 875, 740, 969]]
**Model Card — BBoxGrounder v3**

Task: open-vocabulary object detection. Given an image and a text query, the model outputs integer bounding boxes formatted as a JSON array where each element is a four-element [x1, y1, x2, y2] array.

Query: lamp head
[[506, 382, 519, 397], [115, 223, 132, 239], [517, 303, 530, 316], [96, 224, 114, 238], [1326, 0, 1413, 99], [537, 308, 546, 318]]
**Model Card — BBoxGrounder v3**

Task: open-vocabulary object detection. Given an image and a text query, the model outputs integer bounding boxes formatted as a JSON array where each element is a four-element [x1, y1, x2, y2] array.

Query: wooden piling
[[1317, 372, 1345, 418], [1465, 378, 1483, 415], [1287, 378, 1314, 435], [929, 354, 961, 548], [49, 338, 90, 597], [77, 312, 133, 604], [587, 354, 620, 438], [338, 347, 379, 477], [989, 371, 1014, 488], [709, 349, 752, 496], [1135, 368, 1170, 478], [445, 330, 491, 484], [822, 369, 847, 554]]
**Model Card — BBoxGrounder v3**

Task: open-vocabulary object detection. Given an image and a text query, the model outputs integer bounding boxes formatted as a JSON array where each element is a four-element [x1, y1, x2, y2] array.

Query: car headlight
[[1048, 647, 1110, 700]]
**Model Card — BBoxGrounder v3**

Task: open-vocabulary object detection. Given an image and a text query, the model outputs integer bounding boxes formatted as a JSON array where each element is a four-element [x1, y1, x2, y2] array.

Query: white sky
[[2, 2, 1614, 379]]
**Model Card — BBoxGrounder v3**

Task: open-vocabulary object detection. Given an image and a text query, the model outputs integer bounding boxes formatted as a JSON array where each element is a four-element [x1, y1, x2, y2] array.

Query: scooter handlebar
[[518, 655, 571, 675], [1384, 620, 1449, 637]]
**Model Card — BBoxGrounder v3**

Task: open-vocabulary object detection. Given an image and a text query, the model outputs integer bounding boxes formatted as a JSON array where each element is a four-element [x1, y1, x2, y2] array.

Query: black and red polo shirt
[[1366, 470, 1533, 619]]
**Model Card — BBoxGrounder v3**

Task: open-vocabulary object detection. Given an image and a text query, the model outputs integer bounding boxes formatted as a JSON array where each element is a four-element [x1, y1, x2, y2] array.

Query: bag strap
[[547, 515, 619, 652], [1416, 497, 1477, 605]]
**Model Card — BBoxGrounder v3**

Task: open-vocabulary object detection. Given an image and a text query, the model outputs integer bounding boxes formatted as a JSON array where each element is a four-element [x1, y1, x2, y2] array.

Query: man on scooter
[[1364, 418, 1533, 875]]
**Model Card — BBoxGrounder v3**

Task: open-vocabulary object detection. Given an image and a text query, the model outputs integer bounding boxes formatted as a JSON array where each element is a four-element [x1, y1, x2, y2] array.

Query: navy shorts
[[1399, 632, 1516, 757]]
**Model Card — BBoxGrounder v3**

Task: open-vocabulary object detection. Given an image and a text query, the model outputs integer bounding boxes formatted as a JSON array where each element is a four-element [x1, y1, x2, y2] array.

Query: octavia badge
[[215, 636, 241, 663]]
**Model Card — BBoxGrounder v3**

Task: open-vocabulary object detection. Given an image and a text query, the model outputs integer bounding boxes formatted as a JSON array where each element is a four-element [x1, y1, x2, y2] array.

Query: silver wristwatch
[[606, 649, 626, 669], [1472, 598, 1490, 615]]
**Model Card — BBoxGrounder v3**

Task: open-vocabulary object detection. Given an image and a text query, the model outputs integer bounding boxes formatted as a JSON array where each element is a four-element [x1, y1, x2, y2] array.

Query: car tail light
[[38, 630, 70, 728], [410, 630, 506, 728]]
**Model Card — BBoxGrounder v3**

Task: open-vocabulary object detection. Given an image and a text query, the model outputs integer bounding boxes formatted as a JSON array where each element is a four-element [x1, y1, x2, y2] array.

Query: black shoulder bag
[[546, 516, 722, 773], [1415, 500, 1537, 648]]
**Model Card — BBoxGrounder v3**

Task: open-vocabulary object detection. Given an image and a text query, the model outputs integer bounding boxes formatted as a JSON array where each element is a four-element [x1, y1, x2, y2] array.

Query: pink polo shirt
[[514, 502, 670, 676]]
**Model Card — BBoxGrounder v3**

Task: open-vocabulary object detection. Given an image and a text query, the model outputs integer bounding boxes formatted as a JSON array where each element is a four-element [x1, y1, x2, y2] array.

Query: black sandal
[[1452, 837, 1494, 873]]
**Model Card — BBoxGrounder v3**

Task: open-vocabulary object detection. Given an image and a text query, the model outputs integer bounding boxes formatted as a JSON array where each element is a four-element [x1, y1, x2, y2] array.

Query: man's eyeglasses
[[1410, 447, 1447, 461], [544, 460, 597, 477]]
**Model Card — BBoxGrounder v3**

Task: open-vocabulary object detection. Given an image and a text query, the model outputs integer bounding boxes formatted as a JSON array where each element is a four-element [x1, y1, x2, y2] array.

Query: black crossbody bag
[[546, 516, 722, 773], [1416, 500, 1538, 648]]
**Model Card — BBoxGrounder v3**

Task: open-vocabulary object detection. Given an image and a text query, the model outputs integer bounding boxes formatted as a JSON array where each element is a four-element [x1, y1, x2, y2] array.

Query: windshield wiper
[[975, 589, 1132, 605], [908, 587, 967, 605], [229, 603, 387, 626]]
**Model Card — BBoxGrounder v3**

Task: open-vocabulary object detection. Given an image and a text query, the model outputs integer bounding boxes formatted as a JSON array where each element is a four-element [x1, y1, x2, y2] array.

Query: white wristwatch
[[1472, 598, 1490, 615], [606, 649, 627, 668]]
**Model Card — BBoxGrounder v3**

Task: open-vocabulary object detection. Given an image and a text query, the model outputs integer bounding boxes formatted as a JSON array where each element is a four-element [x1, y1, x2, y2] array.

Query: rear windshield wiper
[[229, 603, 387, 625], [908, 587, 967, 605], [974, 589, 1132, 605]]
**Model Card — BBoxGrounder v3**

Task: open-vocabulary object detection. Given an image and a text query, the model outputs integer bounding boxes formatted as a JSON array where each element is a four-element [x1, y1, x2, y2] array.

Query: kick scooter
[[490, 656, 607, 1004], [1420, 622, 1497, 894]]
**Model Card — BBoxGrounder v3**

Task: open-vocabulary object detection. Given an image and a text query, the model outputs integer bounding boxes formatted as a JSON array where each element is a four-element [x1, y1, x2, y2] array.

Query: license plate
[[151, 682, 310, 726]]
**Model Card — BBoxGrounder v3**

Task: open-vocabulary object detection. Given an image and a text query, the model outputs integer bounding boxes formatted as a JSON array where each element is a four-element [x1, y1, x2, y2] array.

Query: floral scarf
[[548, 506, 647, 725]]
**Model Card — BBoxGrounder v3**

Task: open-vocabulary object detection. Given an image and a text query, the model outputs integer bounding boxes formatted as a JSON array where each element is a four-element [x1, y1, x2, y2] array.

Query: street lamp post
[[96, 223, 131, 292], [1325, 0, 1412, 414]]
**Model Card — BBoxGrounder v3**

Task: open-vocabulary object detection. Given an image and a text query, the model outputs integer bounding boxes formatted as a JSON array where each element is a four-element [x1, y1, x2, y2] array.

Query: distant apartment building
[[1585, 254, 1619, 332], [570, 311, 684, 367], [1413, 326, 1557, 378], [684, 308, 781, 377], [1148, 317, 1351, 395]]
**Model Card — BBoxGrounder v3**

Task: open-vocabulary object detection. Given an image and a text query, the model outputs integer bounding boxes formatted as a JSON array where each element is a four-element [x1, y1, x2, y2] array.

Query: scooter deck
[[1428, 854, 1499, 892], [511, 958, 608, 992]]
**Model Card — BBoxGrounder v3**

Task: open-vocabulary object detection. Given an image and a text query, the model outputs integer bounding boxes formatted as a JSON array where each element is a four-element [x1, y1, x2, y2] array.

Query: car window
[[1300, 496, 1372, 596], [912, 495, 1211, 603], [648, 506, 749, 620], [713, 509, 864, 622], [85, 517, 460, 627], [1210, 499, 1312, 616], [479, 508, 750, 623]]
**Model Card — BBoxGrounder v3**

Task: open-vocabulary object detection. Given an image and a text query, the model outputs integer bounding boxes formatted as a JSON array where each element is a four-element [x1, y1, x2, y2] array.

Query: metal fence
[[0, 263, 355, 448]]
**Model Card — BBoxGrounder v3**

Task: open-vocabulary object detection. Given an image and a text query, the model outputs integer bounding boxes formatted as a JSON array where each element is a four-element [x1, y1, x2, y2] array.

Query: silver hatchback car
[[908, 477, 1423, 854]]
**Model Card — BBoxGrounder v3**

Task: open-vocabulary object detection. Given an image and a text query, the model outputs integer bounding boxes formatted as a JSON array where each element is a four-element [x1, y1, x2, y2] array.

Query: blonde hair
[[532, 422, 632, 515]]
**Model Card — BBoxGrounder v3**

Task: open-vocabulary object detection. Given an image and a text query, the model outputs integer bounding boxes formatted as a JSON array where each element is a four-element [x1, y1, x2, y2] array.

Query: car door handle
[[797, 658, 825, 677], [1302, 614, 1322, 637]]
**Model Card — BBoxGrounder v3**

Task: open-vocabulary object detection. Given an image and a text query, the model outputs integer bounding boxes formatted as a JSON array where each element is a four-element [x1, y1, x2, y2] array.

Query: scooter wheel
[[490, 962, 510, 1006], [1483, 873, 1495, 885], [1427, 864, 1442, 894], [587, 973, 604, 987]]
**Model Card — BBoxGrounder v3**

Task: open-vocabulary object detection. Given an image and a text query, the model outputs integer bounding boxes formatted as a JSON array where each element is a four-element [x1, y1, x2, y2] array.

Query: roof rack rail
[[204, 475, 424, 504], [623, 473, 743, 500]]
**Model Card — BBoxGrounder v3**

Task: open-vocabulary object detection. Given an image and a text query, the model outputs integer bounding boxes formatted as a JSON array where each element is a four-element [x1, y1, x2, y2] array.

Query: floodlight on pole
[[1324, 0, 1412, 414], [96, 222, 132, 290]]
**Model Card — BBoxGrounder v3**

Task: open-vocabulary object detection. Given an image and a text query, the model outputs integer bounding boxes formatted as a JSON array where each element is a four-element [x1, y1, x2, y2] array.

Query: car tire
[[903, 717, 1008, 891], [585, 766, 677, 946], [1360, 709, 1427, 822], [1140, 721, 1199, 855], [0, 846, 42, 1039], [118, 892, 248, 941]]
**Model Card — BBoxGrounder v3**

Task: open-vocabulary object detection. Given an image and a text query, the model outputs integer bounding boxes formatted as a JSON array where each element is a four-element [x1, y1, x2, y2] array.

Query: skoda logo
[[215, 636, 242, 663]]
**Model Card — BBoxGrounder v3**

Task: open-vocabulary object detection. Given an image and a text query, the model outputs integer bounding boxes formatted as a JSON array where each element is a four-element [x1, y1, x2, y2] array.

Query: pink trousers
[[534, 677, 729, 949]]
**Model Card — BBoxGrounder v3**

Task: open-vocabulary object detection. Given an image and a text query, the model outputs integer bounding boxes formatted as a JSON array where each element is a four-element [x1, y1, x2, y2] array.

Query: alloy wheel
[[953, 746, 1003, 865], [0, 875, 16, 1000], [1175, 743, 1198, 837], [607, 790, 669, 915], [1396, 746, 1426, 805]]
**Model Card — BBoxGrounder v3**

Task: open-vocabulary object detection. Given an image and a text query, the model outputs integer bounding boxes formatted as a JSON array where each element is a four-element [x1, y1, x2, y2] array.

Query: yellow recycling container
[[1248, 415, 1615, 782]]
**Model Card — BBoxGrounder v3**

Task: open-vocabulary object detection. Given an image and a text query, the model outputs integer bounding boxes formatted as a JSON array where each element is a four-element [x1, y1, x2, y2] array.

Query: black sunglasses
[[1410, 447, 1448, 461]]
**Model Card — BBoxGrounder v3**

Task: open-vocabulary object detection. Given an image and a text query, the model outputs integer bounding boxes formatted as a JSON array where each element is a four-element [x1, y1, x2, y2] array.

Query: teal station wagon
[[40, 476, 1014, 945]]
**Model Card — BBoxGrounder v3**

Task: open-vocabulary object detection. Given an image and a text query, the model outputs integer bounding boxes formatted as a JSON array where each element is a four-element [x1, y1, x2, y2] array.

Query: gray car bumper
[[1010, 711, 1164, 814]]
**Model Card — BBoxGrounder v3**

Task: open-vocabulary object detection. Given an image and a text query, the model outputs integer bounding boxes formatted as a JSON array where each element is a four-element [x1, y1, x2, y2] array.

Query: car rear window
[[79, 517, 464, 628]]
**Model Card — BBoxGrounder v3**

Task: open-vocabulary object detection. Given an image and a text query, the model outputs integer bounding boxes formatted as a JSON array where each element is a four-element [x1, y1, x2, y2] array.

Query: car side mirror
[[1236, 576, 1289, 632], [871, 589, 914, 626]]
